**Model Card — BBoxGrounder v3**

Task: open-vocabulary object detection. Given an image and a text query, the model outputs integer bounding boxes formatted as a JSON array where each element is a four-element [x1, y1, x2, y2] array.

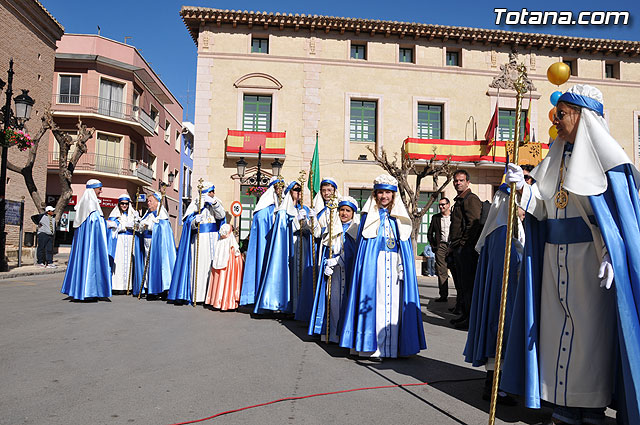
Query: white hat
[[45, 206, 55, 212]]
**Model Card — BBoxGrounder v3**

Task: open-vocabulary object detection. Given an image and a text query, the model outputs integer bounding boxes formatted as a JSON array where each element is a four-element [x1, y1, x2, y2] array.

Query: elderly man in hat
[[504, 84, 640, 425], [37, 206, 57, 268], [61, 179, 111, 300]]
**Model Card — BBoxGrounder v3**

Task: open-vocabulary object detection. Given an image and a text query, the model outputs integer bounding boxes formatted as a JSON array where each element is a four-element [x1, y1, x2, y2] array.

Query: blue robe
[[61, 211, 111, 300], [463, 225, 521, 367], [168, 212, 224, 304], [132, 212, 176, 296], [339, 211, 427, 356], [502, 164, 640, 424], [240, 205, 276, 305], [308, 223, 357, 336], [253, 206, 313, 316]]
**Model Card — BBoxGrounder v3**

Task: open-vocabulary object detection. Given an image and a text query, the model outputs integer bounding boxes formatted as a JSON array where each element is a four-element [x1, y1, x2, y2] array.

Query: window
[[129, 140, 137, 162], [251, 37, 269, 53], [417, 104, 442, 139], [399, 47, 414, 63], [98, 79, 125, 118], [162, 161, 169, 184], [497, 109, 527, 142], [149, 105, 159, 133], [350, 100, 377, 142], [148, 152, 157, 179], [173, 168, 179, 191], [239, 185, 258, 239], [605, 62, 619, 79], [348, 188, 372, 210], [164, 120, 171, 143], [416, 192, 439, 254], [351, 44, 366, 60], [95, 133, 121, 173], [243, 95, 272, 132], [133, 91, 140, 118], [446, 50, 460, 67], [175, 130, 180, 152], [58, 75, 80, 104], [183, 166, 192, 200], [563, 59, 578, 76]]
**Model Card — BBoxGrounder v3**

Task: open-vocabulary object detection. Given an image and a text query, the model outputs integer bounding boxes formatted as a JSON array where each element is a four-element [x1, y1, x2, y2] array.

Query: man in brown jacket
[[448, 170, 483, 330]]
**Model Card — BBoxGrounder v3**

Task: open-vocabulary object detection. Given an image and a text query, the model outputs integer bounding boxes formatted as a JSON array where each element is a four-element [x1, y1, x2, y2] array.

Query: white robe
[[190, 202, 225, 303], [520, 151, 616, 408], [109, 211, 139, 291]]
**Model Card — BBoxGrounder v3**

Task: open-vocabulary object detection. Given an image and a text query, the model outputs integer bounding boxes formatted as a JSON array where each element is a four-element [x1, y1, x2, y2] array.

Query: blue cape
[[308, 224, 357, 336], [339, 212, 427, 356], [132, 216, 176, 296], [502, 164, 640, 423], [168, 211, 224, 303], [253, 206, 313, 318], [61, 211, 112, 300], [240, 205, 276, 305], [463, 225, 521, 367]]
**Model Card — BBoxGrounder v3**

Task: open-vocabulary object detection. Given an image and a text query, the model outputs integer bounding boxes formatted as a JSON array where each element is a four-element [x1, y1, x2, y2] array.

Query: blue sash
[[546, 216, 594, 245]]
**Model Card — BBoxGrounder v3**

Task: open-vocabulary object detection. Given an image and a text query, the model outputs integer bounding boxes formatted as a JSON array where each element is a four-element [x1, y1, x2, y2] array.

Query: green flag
[[308, 133, 320, 197]]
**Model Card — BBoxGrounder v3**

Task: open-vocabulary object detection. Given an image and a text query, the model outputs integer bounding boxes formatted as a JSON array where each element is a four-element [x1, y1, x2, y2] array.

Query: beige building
[[0, 0, 63, 245], [182, 6, 640, 251]]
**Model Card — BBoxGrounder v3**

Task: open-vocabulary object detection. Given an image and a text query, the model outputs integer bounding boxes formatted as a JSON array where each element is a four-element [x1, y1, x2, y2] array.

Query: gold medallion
[[386, 238, 396, 249], [554, 189, 568, 209]]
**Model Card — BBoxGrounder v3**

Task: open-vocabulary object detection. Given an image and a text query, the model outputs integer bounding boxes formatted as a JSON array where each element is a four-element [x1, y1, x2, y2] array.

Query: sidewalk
[[0, 252, 69, 280]]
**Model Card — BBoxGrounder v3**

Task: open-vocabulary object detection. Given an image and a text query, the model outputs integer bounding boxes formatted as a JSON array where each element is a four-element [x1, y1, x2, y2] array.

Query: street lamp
[[235, 145, 279, 187], [271, 158, 282, 177], [235, 157, 247, 179], [0, 60, 34, 271]]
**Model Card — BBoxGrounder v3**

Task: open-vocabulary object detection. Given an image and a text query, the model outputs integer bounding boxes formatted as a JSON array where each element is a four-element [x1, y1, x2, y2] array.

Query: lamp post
[[235, 146, 283, 187], [0, 59, 34, 271], [159, 171, 175, 210]]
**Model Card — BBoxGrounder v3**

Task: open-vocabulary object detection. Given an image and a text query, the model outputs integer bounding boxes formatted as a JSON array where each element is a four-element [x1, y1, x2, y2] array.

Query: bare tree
[[367, 143, 454, 254]]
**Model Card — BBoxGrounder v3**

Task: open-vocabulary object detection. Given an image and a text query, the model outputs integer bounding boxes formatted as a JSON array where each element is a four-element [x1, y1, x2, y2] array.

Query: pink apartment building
[[46, 34, 183, 242]]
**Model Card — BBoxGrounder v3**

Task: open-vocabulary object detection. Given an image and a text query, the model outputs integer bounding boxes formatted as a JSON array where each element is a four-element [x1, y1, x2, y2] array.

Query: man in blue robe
[[240, 176, 284, 306], [504, 84, 640, 425], [61, 179, 111, 300], [309, 196, 359, 342], [253, 180, 314, 319], [169, 182, 226, 305], [340, 174, 426, 360], [133, 192, 176, 298]]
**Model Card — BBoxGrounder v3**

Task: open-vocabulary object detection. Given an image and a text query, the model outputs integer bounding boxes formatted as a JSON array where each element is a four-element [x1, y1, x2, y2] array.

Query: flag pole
[[488, 63, 528, 425]]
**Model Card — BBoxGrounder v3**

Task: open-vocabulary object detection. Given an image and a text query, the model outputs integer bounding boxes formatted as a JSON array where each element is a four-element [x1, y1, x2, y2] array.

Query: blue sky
[[44, 0, 639, 122]]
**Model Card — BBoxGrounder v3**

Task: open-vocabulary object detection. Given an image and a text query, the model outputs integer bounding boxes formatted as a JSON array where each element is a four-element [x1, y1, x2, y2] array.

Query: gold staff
[[192, 179, 204, 307], [126, 187, 140, 295], [488, 63, 528, 425], [325, 195, 338, 344], [308, 162, 318, 295], [297, 170, 307, 298]]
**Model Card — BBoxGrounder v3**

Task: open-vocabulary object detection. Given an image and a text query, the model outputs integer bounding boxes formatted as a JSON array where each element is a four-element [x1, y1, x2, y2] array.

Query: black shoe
[[482, 387, 518, 406], [454, 319, 469, 330], [434, 297, 448, 303], [448, 306, 461, 314], [450, 315, 467, 325]]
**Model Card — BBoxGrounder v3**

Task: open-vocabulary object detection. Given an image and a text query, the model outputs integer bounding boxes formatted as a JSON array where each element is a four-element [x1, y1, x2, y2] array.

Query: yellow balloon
[[547, 62, 571, 86], [549, 125, 558, 139]]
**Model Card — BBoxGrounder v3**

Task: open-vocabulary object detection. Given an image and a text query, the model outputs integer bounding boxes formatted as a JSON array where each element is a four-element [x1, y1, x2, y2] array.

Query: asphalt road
[[0, 273, 570, 425]]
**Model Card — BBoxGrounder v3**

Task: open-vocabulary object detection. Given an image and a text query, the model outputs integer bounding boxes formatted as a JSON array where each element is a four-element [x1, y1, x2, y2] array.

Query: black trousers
[[453, 244, 479, 318], [435, 243, 449, 298], [37, 232, 54, 264]]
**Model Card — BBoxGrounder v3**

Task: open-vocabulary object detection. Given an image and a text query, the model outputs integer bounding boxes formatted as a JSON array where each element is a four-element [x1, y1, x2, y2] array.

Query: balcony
[[225, 129, 286, 159], [48, 152, 155, 185], [51, 94, 155, 136]]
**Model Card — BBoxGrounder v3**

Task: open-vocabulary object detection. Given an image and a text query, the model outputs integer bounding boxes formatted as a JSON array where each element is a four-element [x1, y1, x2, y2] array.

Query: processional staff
[[325, 195, 338, 344], [488, 63, 529, 425], [192, 179, 204, 307], [126, 187, 140, 295], [297, 170, 307, 297]]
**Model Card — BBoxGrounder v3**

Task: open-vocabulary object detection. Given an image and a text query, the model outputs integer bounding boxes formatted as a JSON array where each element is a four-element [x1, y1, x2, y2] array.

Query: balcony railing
[[52, 94, 156, 135], [48, 151, 155, 184]]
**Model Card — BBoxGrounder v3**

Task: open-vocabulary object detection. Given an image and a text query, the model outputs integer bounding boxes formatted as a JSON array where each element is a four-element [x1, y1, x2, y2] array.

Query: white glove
[[124, 220, 134, 230], [296, 209, 308, 221], [117, 222, 127, 232], [505, 163, 525, 191], [397, 263, 404, 280], [194, 213, 204, 224], [598, 253, 614, 289], [106, 220, 117, 229], [308, 209, 317, 219], [325, 257, 339, 268], [324, 265, 334, 276]]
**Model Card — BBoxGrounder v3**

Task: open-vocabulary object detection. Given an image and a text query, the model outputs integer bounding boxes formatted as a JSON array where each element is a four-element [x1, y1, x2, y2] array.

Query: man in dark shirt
[[427, 197, 452, 302], [448, 170, 483, 330]]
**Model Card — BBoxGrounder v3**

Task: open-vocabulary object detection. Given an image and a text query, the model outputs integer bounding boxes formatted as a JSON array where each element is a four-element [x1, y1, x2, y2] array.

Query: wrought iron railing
[[52, 94, 156, 134], [48, 151, 154, 184]]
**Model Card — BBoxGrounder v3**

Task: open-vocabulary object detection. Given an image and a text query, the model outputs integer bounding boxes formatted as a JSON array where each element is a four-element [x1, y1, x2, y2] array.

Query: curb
[[0, 266, 67, 281]]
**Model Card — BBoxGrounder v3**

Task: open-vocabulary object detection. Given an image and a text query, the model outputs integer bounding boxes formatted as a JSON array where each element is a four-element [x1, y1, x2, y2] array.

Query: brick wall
[[0, 0, 61, 245]]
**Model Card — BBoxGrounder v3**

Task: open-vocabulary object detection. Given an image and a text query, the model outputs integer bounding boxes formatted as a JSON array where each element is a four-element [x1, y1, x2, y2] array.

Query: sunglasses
[[119, 202, 129, 205], [291, 187, 302, 192], [553, 109, 574, 121], [438, 203, 448, 207]]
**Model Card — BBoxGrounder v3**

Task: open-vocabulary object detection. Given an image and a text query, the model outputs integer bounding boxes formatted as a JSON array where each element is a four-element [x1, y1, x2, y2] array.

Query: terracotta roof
[[180, 6, 640, 56], [34, 0, 64, 32]]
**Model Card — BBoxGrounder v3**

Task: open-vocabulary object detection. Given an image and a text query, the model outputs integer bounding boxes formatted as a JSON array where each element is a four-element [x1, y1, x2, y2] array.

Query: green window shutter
[[399, 48, 413, 63], [348, 188, 372, 210], [243, 95, 272, 132], [350, 100, 376, 142], [417, 104, 442, 139], [351, 44, 366, 60], [497, 109, 527, 142], [251, 38, 269, 53]]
